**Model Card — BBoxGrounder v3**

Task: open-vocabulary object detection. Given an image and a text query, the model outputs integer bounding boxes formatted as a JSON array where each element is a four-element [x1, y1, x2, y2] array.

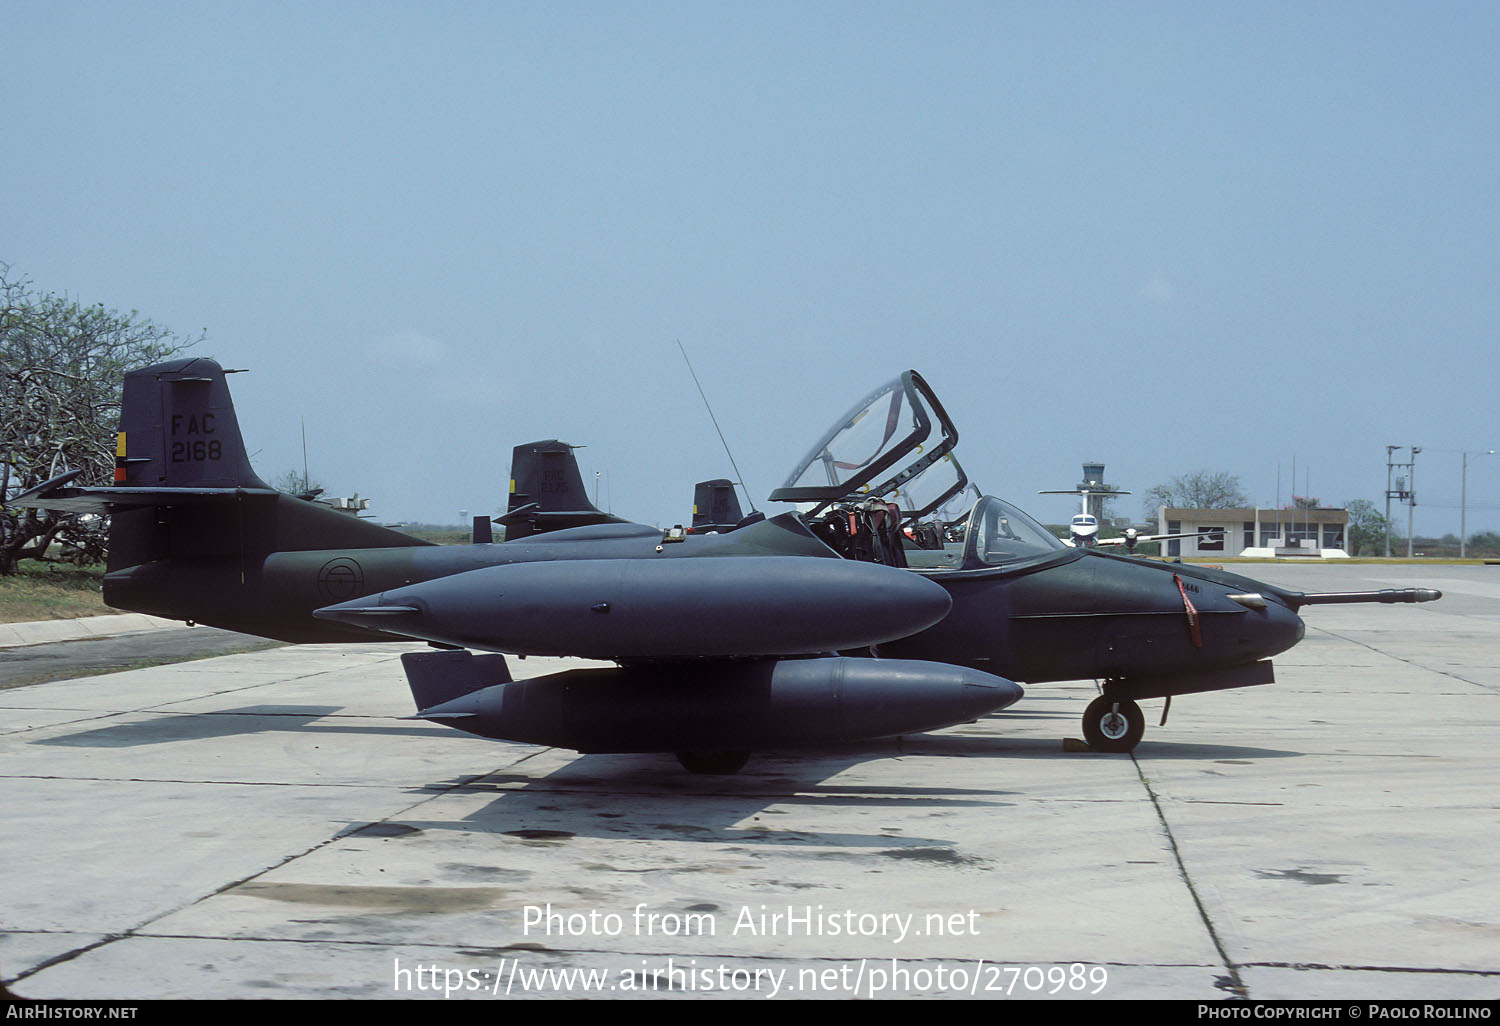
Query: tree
[[1467, 530, 1500, 556], [1344, 498, 1390, 557], [0, 264, 201, 574], [1090, 484, 1126, 526], [1141, 470, 1249, 519], [271, 468, 324, 499]]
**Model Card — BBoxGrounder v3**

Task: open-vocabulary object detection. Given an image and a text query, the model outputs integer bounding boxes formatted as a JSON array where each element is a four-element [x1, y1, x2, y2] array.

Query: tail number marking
[[170, 413, 221, 463], [171, 438, 222, 463]]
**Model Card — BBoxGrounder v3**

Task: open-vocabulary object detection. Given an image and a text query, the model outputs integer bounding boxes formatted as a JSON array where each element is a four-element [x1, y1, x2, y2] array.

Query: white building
[[1156, 507, 1350, 559]]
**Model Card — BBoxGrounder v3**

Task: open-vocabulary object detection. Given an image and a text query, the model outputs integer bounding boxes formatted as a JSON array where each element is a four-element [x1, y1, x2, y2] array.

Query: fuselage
[[883, 547, 1304, 683], [104, 495, 1306, 687]]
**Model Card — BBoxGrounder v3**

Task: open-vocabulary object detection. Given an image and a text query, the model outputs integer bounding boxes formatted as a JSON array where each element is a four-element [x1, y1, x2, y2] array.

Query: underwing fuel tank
[[403, 651, 1024, 752], [315, 556, 953, 658]]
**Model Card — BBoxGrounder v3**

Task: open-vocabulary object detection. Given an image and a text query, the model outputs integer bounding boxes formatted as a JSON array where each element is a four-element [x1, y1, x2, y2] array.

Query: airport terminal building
[[1156, 507, 1350, 558]]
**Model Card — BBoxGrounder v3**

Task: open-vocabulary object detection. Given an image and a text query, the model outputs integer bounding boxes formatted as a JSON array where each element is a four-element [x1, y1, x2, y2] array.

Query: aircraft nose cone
[[1255, 599, 1304, 659], [884, 568, 954, 634], [313, 594, 423, 631]]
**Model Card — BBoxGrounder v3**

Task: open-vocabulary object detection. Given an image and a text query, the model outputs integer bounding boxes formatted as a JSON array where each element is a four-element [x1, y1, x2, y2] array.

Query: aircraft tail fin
[[498, 439, 628, 540], [12, 356, 432, 578], [690, 478, 745, 533], [13, 357, 271, 515], [114, 357, 269, 490]]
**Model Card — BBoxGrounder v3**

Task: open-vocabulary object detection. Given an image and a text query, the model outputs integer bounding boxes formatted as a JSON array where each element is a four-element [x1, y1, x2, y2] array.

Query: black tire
[[675, 750, 751, 775], [1082, 695, 1145, 753]]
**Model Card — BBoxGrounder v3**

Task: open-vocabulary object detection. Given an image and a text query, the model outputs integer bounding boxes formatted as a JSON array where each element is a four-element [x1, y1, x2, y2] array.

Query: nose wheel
[[1082, 695, 1145, 753]]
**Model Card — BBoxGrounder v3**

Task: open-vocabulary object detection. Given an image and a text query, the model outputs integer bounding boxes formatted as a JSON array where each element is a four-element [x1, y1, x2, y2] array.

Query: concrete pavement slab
[[0, 612, 178, 648]]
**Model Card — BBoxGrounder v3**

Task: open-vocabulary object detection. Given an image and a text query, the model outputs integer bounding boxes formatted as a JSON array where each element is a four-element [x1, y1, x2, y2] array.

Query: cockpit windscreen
[[964, 496, 1067, 566]]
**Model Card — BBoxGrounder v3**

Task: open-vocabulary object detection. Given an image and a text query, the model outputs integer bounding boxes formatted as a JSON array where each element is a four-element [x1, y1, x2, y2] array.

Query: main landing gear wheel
[[675, 750, 751, 775], [1082, 695, 1145, 753]]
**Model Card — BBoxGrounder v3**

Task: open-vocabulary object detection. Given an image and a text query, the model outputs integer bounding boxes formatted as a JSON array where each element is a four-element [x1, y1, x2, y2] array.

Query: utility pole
[[1384, 446, 1398, 557], [1461, 450, 1494, 559], [1386, 446, 1418, 558], [1407, 447, 1420, 558]]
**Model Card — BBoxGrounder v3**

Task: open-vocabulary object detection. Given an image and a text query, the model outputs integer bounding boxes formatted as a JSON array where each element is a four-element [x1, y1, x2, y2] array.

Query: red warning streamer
[[1173, 574, 1203, 648]]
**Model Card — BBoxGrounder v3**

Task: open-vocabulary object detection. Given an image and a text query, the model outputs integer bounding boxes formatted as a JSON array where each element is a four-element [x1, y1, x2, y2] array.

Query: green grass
[[0, 561, 110, 623], [399, 527, 471, 545]]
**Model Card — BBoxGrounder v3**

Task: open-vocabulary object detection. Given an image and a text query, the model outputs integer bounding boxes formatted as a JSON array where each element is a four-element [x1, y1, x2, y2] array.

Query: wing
[[1097, 529, 1223, 549]]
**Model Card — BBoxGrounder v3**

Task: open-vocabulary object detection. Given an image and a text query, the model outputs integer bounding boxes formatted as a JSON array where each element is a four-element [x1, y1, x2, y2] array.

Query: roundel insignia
[[318, 557, 365, 602]]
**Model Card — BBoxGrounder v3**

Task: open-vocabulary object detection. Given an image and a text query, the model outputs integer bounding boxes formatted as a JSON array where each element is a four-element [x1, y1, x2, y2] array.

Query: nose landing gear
[[1082, 694, 1144, 753]]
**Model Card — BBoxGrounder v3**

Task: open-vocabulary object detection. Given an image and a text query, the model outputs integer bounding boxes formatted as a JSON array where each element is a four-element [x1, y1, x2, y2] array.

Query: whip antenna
[[678, 340, 757, 513]]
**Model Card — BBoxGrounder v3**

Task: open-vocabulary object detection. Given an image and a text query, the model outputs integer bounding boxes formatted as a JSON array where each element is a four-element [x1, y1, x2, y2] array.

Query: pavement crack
[[6, 934, 128, 987], [1243, 961, 1500, 976], [1312, 626, 1498, 693], [1134, 754, 1248, 999]]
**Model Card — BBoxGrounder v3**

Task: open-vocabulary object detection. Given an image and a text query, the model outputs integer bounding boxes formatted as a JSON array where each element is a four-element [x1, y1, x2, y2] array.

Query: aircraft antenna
[[677, 341, 757, 513]]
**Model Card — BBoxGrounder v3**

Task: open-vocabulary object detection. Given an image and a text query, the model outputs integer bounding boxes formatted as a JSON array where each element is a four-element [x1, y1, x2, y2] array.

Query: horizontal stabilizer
[[401, 650, 512, 713], [10, 470, 279, 514]]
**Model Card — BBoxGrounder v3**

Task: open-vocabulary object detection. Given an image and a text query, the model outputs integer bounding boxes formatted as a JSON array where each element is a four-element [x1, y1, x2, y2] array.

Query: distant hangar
[[1156, 506, 1350, 559]]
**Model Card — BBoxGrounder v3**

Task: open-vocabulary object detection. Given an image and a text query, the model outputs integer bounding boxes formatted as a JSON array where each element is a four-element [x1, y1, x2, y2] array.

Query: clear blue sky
[[6, 2, 1497, 535]]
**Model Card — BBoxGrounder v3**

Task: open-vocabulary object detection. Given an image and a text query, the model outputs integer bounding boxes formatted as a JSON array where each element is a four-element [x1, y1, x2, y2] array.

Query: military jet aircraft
[[15, 360, 1440, 771]]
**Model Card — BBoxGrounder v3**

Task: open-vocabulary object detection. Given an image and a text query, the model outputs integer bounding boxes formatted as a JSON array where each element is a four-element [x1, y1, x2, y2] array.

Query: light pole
[[1407, 447, 1420, 559], [1461, 450, 1494, 559], [1385, 445, 1398, 557]]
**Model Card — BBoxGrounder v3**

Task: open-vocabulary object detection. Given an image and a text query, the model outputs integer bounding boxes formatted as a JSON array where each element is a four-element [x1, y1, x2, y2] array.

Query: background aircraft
[[16, 360, 1440, 770], [1041, 487, 1216, 552], [497, 439, 628, 540], [688, 478, 747, 533]]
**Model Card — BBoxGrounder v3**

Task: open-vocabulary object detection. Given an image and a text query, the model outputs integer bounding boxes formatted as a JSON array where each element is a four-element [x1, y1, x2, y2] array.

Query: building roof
[[1160, 506, 1349, 523]]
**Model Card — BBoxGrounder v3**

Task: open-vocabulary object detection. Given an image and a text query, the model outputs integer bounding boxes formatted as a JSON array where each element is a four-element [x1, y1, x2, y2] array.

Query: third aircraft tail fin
[[498, 440, 628, 540]]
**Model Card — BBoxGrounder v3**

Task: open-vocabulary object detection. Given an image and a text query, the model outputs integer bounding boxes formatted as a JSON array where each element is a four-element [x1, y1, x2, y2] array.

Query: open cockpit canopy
[[769, 370, 1068, 572], [768, 370, 964, 519]]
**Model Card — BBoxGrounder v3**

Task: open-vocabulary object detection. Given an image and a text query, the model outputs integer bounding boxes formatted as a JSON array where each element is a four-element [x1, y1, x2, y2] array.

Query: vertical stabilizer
[[117, 357, 267, 490], [691, 479, 744, 533], [500, 439, 626, 539]]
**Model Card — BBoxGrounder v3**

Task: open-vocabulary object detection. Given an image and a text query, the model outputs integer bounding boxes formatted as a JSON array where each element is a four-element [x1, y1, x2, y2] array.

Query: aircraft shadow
[[362, 741, 1033, 853], [903, 733, 1305, 762], [31, 705, 452, 747], [355, 725, 1304, 855]]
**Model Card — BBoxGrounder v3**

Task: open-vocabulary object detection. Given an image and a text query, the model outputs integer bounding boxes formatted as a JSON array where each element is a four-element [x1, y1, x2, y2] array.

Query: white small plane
[[1041, 488, 1218, 552]]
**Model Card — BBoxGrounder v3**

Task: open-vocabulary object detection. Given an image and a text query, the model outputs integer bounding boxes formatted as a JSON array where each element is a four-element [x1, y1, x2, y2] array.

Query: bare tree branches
[[1141, 470, 1249, 519], [0, 263, 203, 573]]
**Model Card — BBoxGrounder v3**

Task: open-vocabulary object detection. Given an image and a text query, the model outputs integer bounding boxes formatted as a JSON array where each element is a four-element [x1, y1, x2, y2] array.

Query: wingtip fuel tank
[[403, 650, 1022, 753], [316, 555, 953, 658]]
